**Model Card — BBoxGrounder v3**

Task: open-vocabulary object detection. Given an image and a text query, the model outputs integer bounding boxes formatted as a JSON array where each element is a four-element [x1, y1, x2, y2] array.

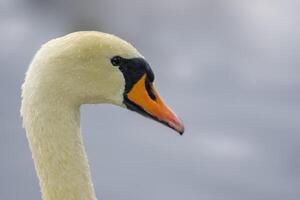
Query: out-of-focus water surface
[[0, 0, 299, 199]]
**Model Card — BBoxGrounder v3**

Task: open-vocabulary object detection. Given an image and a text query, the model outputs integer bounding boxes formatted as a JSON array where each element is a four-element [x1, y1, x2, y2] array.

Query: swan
[[21, 31, 184, 200]]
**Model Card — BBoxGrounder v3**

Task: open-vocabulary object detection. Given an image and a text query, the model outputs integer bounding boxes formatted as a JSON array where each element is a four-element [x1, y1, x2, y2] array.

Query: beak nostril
[[145, 79, 156, 101]]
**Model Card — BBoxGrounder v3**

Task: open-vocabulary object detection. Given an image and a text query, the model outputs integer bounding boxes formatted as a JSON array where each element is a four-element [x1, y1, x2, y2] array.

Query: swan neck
[[22, 101, 97, 200]]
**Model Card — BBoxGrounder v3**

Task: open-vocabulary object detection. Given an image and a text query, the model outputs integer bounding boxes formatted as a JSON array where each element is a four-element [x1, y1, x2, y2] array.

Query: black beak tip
[[179, 129, 184, 136], [175, 126, 184, 136]]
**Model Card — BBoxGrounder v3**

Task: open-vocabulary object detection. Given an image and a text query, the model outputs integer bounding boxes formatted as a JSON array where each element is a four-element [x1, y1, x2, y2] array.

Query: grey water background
[[1, 0, 300, 199]]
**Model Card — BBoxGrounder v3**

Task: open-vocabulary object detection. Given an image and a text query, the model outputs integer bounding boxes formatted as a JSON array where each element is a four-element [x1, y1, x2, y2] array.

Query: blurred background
[[1, 0, 300, 199]]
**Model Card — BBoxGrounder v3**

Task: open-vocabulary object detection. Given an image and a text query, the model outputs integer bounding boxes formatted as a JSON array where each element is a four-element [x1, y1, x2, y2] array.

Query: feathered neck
[[21, 93, 97, 200]]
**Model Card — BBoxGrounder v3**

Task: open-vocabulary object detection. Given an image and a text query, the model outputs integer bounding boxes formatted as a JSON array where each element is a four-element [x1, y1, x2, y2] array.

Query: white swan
[[21, 31, 184, 200]]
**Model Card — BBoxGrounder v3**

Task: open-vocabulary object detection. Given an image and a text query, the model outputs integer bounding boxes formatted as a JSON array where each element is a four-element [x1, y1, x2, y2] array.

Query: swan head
[[26, 31, 184, 134]]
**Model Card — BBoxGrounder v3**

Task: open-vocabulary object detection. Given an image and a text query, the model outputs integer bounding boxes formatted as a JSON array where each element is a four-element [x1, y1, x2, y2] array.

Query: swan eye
[[111, 56, 122, 66]]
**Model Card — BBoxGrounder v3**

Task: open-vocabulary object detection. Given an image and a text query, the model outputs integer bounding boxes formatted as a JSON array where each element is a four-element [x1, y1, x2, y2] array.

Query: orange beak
[[125, 74, 184, 135]]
